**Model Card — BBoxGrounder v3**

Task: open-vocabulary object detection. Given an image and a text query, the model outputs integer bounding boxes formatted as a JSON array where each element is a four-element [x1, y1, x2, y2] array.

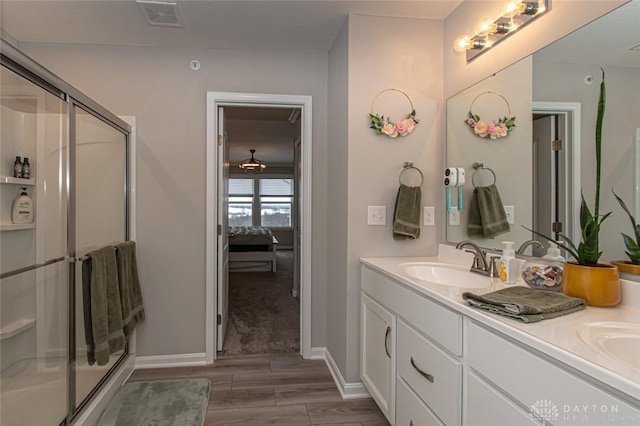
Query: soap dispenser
[[521, 241, 565, 291], [12, 187, 34, 224], [499, 241, 517, 284]]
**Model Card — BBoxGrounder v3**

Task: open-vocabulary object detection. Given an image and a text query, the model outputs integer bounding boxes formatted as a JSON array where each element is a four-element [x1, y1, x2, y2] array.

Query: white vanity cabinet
[[361, 293, 396, 423], [360, 260, 640, 426], [466, 320, 640, 425], [361, 265, 464, 426]]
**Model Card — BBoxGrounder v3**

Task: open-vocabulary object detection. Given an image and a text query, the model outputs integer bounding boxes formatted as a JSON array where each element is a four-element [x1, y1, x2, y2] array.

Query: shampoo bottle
[[12, 187, 34, 224], [499, 241, 517, 284]]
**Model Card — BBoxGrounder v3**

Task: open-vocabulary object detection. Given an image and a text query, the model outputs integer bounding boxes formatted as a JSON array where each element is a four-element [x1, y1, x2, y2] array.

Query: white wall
[[340, 14, 444, 383], [21, 42, 329, 357]]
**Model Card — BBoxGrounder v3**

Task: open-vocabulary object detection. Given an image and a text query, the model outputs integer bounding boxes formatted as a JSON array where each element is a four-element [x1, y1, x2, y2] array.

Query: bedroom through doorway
[[219, 105, 302, 356]]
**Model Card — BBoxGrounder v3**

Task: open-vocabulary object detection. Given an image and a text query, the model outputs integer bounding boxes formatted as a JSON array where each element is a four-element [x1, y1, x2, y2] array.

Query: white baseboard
[[135, 353, 207, 369], [72, 354, 135, 425], [312, 347, 370, 400]]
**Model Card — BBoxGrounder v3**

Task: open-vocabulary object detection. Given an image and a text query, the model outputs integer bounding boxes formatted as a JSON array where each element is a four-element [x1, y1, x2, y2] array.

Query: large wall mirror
[[446, 1, 640, 262]]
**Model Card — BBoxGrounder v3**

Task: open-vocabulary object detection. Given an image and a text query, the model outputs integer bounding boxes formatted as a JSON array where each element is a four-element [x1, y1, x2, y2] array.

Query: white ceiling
[[0, 0, 463, 52]]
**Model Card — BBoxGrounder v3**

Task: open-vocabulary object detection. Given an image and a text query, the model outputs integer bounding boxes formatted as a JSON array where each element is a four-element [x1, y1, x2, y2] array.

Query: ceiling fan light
[[239, 149, 267, 173]]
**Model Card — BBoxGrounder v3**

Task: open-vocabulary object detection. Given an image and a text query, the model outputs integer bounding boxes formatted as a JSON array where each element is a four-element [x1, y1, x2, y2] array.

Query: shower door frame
[[1, 40, 134, 424]]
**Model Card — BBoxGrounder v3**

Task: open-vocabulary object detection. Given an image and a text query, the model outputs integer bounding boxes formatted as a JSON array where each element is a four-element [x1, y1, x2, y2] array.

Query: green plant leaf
[[622, 233, 640, 264], [613, 189, 640, 243], [594, 68, 606, 218], [579, 193, 593, 231], [523, 226, 580, 261]]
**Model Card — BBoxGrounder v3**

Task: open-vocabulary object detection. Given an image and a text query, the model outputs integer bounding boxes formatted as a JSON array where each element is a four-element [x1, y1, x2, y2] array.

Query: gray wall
[[533, 62, 640, 262], [327, 17, 349, 376], [21, 42, 329, 357], [334, 14, 444, 383]]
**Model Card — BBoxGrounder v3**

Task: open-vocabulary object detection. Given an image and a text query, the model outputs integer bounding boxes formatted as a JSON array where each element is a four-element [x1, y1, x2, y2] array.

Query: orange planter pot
[[611, 260, 640, 276], [563, 262, 621, 307]]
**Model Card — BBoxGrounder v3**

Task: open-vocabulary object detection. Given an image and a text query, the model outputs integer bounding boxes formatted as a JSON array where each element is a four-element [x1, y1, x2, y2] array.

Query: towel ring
[[399, 162, 424, 187], [471, 162, 496, 187]]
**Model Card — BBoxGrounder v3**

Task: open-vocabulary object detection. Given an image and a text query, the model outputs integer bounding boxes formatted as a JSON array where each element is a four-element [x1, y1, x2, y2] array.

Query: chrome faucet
[[455, 240, 491, 276], [517, 239, 544, 255]]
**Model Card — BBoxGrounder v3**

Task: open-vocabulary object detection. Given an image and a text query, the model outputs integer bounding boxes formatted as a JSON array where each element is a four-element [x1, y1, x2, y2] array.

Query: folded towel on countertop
[[468, 184, 510, 239], [82, 246, 126, 366], [462, 286, 586, 323], [115, 241, 145, 339], [393, 184, 421, 240]]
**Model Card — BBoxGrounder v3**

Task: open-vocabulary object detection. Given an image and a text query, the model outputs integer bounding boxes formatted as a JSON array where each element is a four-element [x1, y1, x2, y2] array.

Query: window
[[228, 178, 253, 227], [228, 177, 294, 228], [260, 179, 293, 227]]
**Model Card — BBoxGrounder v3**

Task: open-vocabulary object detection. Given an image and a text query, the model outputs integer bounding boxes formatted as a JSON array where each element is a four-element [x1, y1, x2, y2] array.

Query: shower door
[[72, 105, 128, 409], [0, 64, 69, 426]]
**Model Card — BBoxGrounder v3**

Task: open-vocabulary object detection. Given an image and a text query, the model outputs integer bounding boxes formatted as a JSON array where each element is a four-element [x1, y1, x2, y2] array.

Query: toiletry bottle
[[22, 157, 31, 179], [499, 241, 517, 284], [13, 156, 22, 178], [12, 187, 34, 224]]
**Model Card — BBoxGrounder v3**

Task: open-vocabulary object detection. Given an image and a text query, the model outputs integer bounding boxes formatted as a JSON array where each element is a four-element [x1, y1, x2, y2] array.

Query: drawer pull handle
[[384, 326, 391, 358], [410, 356, 434, 383], [410, 421, 414, 426]]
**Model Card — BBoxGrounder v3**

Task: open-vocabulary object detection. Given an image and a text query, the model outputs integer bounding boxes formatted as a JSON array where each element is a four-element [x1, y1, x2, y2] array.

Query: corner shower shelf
[[0, 223, 36, 231], [0, 176, 35, 186], [0, 318, 36, 340]]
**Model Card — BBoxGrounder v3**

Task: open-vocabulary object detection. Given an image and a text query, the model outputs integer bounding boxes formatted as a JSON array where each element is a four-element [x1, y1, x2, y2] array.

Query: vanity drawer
[[362, 266, 463, 355], [397, 319, 461, 426], [467, 320, 640, 423], [466, 371, 537, 426], [397, 377, 443, 426]]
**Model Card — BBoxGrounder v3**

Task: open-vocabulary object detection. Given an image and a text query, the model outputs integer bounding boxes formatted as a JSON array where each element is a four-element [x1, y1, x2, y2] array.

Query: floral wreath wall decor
[[369, 88, 419, 138], [466, 91, 516, 140]]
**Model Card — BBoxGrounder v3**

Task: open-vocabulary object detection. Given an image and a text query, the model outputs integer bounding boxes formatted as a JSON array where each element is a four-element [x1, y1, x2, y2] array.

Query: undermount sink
[[577, 322, 640, 372], [399, 262, 492, 289]]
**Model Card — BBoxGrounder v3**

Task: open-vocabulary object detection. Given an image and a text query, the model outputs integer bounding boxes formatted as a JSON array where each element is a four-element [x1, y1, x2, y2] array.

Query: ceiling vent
[[137, 1, 183, 28]]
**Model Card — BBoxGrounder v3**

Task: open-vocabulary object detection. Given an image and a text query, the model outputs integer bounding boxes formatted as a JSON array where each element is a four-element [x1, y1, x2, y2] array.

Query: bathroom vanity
[[360, 246, 640, 425]]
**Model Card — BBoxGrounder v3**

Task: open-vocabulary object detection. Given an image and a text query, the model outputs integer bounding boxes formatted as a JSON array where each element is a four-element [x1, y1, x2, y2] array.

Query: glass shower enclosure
[[0, 43, 131, 424]]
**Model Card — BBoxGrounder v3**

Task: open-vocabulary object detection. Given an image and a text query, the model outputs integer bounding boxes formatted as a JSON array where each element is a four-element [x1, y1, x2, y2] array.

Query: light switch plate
[[449, 207, 460, 226], [424, 206, 435, 226], [367, 206, 386, 226], [504, 205, 515, 224]]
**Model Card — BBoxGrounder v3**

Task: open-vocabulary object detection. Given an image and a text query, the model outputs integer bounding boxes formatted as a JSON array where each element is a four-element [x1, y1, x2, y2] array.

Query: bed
[[228, 226, 278, 272]]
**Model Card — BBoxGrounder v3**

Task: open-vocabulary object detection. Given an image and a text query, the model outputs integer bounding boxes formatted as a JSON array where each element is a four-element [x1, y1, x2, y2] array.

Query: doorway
[[532, 102, 581, 255], [205, 93, 312, 363]]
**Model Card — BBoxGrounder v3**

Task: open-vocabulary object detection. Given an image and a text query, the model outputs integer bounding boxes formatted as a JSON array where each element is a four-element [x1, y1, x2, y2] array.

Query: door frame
[[205, 92, 312, 363], [532, 101, 581, 246]]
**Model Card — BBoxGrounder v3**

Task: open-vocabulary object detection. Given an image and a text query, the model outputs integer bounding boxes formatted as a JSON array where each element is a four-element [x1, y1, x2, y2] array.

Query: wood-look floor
[[128, 354, 390, 426]]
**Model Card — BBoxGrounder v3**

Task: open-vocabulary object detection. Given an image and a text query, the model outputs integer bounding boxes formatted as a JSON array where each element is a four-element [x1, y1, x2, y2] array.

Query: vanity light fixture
[[454, 0, 551, 62], [239, 149, 267, 173]]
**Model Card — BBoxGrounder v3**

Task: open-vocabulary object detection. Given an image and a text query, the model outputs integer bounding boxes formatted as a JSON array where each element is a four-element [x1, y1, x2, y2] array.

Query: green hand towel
[[393, 184, 421, 240], [468, 184, 510, 239], [462, 286, 586, 323], [115, 241, 145, 339], [83, 246, 126, 365]]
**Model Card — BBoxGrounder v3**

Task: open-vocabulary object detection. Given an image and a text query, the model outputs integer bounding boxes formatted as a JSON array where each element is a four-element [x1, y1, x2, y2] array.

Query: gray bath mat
[[98, 378, 210, 425]]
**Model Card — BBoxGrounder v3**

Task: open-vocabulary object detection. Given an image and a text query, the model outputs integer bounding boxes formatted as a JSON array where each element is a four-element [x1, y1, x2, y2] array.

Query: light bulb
[[503, 1, 521, 18], [454, 35, 472, 53], [475, 18, 495, 37]]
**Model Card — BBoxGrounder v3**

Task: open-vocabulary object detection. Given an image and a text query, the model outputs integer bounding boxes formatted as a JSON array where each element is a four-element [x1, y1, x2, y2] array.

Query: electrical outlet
[[449, 207, 460, 226], [423, 206, 435, 226], [367, 206, 386, 226], [504, 205, 515, 224]]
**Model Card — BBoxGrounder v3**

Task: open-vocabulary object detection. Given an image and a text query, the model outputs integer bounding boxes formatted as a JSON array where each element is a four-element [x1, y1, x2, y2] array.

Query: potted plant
[[611, 190, 640, 275], [528, 69, 620, 306]]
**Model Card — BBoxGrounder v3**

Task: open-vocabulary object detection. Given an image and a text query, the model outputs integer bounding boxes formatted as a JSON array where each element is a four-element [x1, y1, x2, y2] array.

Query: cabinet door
[[361, 293, 396, 424]]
